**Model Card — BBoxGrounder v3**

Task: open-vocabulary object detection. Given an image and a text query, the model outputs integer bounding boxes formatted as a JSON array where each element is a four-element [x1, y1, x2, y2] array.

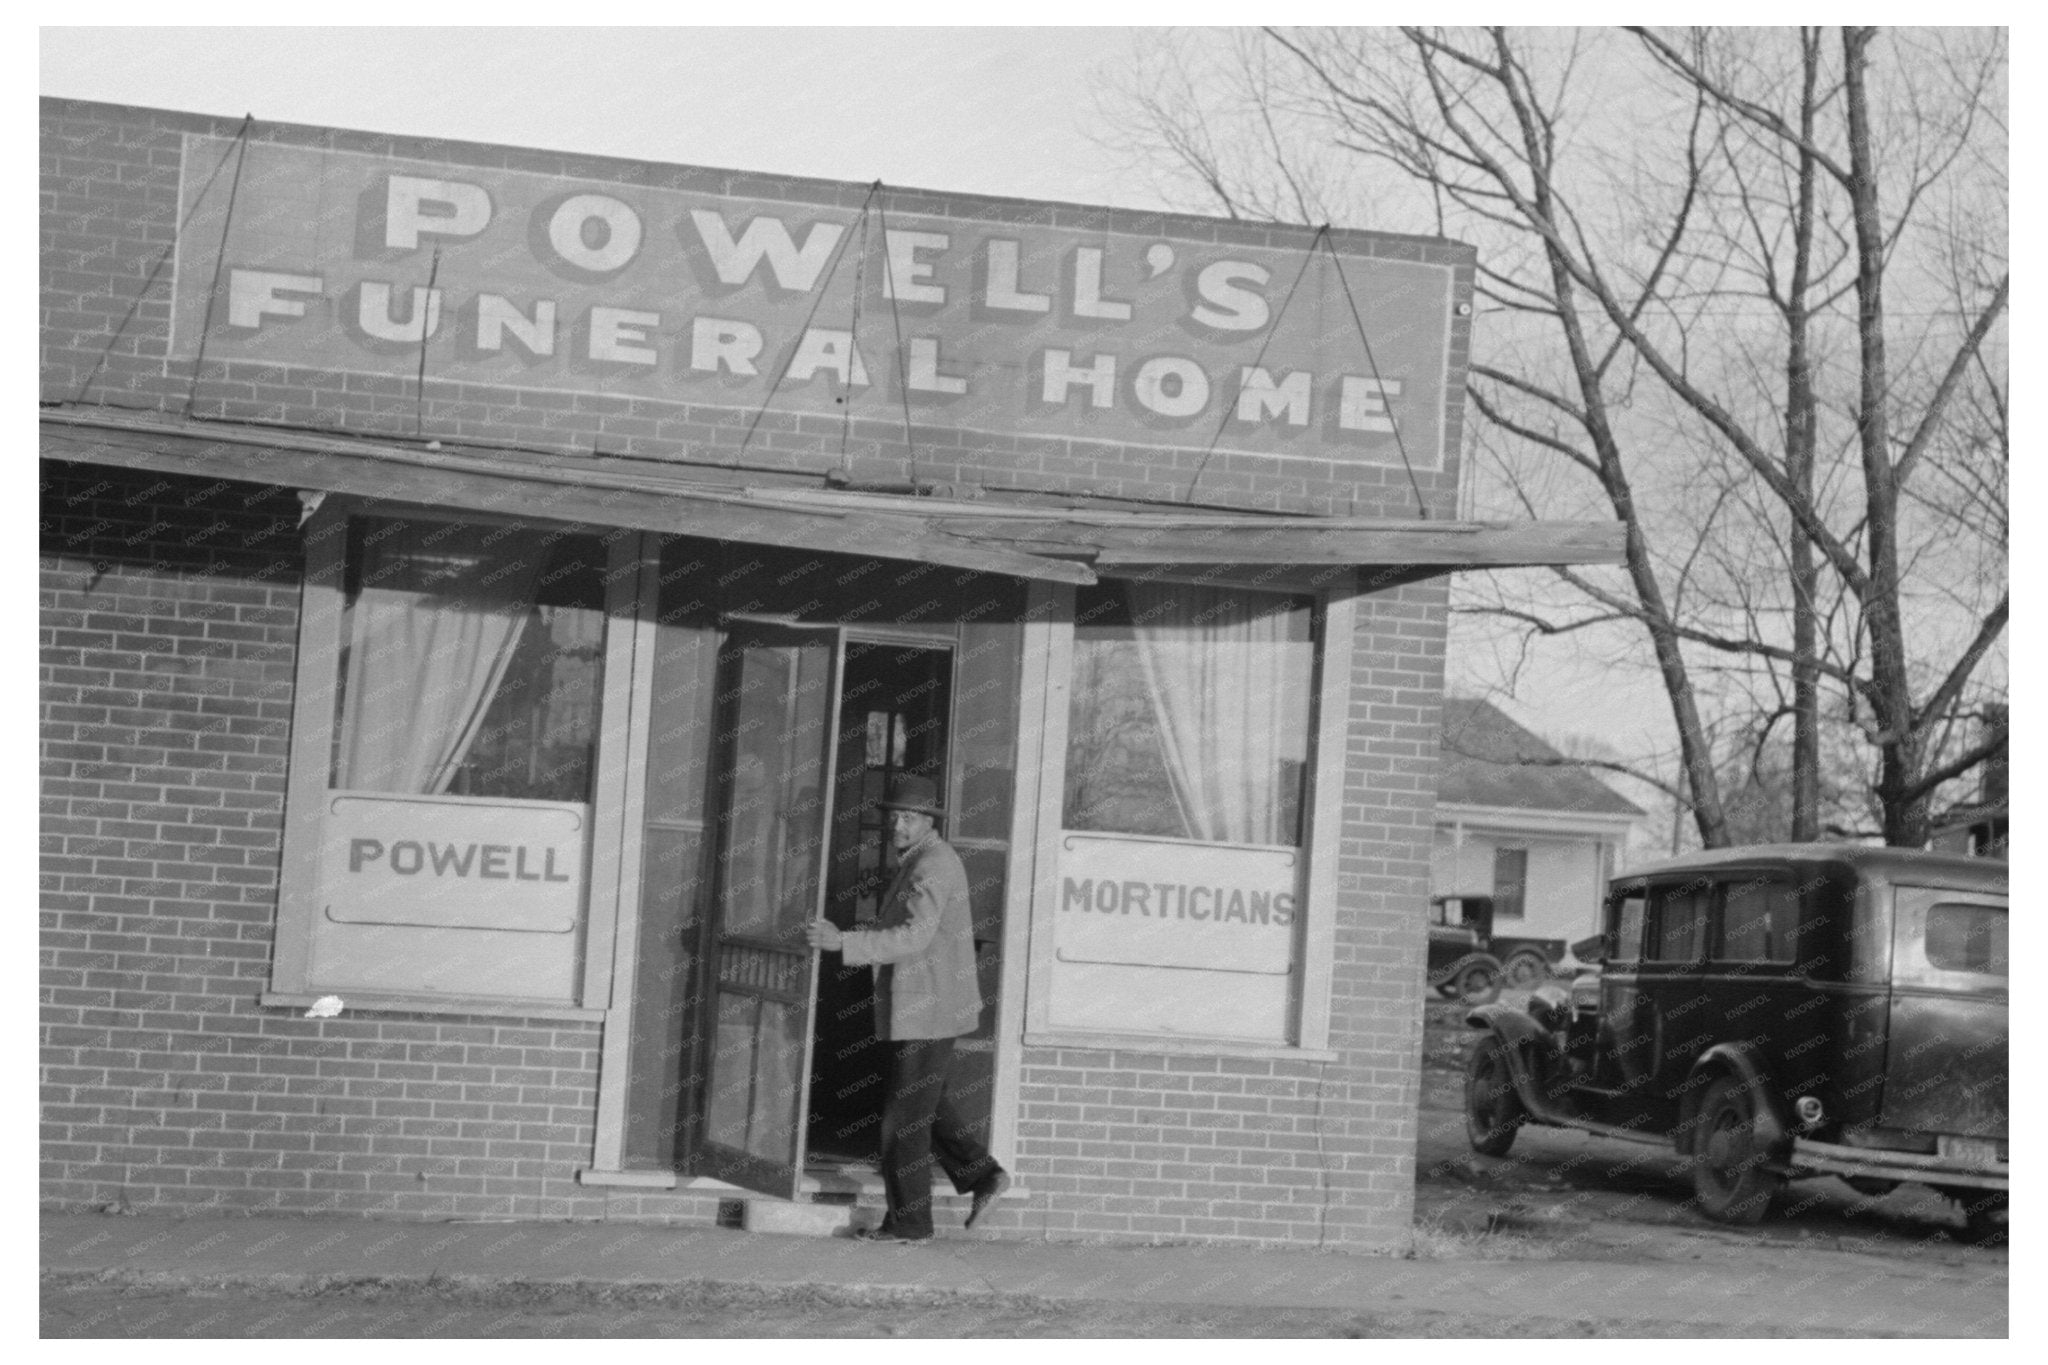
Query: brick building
[[39, 97, 1621, 1249]]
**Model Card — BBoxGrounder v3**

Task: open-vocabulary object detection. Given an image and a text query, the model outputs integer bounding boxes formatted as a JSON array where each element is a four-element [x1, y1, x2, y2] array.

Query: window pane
[[704, 993, 757, 1151], [1720, 878, 1798, 963], [718, 637, 834, 939], [332, 517, 605, 801], [1926, 903, 2007, 975], [1612, 893, 1647, 962], [1650, 885, 1709, 962], [1062, 582, 1313, 846]]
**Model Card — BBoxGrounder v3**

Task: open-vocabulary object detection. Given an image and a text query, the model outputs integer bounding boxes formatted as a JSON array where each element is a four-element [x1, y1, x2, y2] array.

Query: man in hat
[[804, 773, 1009, 1241]]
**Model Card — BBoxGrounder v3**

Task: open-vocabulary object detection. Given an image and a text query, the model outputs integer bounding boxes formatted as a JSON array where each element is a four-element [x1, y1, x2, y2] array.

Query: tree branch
[[1911, 592, 2008, 733], [1892, 272, 2009, 491], [1468, 386, 1601, 477], [1629, 26, 1855, 184], [1899, 728, 2007, 806]]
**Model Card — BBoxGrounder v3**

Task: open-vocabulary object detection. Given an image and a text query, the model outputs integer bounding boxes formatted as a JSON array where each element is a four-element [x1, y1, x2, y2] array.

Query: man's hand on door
[[804, 918, 845, 952]]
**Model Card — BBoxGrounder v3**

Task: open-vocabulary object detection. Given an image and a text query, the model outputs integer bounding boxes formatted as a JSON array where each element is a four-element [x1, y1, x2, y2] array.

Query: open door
[[808, 640, 953, 1161], [690, 620, 840, 1200]]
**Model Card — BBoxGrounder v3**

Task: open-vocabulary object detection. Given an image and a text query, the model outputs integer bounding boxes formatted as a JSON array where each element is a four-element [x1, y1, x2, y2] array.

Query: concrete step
[[740, 1198, 861, 1237], [741, 1173, 1028, 1238]]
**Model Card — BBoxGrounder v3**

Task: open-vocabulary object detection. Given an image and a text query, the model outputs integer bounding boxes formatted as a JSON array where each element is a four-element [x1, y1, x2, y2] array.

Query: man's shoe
[[965, 1170, 1010, 1230], [854, 1224, 931, 1243]]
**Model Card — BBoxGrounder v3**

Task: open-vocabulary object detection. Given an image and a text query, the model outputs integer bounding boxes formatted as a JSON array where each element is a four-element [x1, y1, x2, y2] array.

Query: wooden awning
[[41, 409, 1625, 585]]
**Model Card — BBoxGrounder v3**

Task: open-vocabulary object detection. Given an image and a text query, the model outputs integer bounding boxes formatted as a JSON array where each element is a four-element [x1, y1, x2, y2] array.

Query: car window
[[1719, 877, 1799, 963], [1648, 883, 1710, 962], [1925, 902, 2007, 976], [1610, 891, 1647, 962]]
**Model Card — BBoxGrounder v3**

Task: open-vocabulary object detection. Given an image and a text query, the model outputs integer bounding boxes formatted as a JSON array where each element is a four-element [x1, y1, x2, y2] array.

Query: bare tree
[[1104, 26, 2007, 847]]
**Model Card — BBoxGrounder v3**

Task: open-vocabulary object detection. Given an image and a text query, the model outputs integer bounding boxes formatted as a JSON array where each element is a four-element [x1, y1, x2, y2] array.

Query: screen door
[[691, 620, 840, 1199]]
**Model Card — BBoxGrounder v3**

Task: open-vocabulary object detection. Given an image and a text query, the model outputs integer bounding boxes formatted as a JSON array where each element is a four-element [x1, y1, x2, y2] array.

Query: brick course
[[40, 96, 1467, 522], [39, 461, 729, 1227], [40, 97, 1457, 1250]]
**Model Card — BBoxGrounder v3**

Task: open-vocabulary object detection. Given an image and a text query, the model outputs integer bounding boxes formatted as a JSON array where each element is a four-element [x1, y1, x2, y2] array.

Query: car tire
[[1455, 961, 1502, 1006], [1465, 1033, 1525, 1157], [1948, 1190, 2007, 1247], [1691, 1074, 1783, 1225], [1503, 950, 1550, 989]]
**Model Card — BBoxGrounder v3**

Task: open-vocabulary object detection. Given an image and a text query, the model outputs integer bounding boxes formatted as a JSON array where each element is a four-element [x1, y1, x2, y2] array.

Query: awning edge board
[[40, 416, 1095, 585], [42, 409, 1626, 578]]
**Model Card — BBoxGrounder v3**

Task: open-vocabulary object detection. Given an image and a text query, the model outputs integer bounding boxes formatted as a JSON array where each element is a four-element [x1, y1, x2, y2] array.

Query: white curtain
[[334, 524, 546, 794], [1126, 583, 1298, 845]]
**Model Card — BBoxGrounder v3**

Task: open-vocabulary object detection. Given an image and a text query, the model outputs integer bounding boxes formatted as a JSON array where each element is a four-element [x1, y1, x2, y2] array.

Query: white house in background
[[1433, 697, 1644, 948]]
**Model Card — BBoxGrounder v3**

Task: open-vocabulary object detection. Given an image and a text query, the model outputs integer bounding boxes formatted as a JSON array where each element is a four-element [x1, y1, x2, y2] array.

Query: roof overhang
[[1436, 801, 1642, 840], [42, 409, 1627, 586]]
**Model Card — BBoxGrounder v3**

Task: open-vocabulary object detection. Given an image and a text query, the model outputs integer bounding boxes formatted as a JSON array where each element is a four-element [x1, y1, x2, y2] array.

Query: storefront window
[[1046, 579, 1322, 1044], [331, 517, 605, 802], [1062, 581, 1313, 847], [272, 511, 615, 1009]]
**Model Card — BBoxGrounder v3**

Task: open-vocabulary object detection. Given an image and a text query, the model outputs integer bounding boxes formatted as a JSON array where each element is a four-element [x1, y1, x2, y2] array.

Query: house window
[[1491, 847, 1528, 920]]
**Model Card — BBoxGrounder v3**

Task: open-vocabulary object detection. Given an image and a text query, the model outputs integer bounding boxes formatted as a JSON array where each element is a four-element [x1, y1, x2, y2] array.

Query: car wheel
[[1455, 961, 1502, 1006], [1949, 1190, 2007, 1247], [1465, 1033, 1525, 1157], [1503, 950, 1550, 989], [1691, 1074, 1784, 1225]]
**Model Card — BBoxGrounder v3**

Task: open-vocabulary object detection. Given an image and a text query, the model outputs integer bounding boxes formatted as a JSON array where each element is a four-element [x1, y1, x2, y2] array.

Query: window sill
[[259, 990, 605, 1024], [1022, 1029, 1337, 1064]]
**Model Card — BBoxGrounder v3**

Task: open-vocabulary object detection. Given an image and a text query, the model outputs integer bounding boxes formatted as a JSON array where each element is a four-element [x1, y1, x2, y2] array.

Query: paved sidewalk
[[40, 1210, 2007, 1337]]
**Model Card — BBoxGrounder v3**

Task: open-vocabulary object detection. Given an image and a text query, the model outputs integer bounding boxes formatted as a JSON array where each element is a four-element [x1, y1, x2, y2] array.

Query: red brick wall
[[37, 461, 733, 1224], [39, 463, 1443, 1244], [1010, 577, 1443, 1249], [41, 96, 1457, 1247]]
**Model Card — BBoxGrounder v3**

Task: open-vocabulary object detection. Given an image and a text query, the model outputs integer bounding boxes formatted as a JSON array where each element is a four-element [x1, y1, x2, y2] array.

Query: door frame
[[811, 632, 959, 1162], [579, 606, 1030, 1193]]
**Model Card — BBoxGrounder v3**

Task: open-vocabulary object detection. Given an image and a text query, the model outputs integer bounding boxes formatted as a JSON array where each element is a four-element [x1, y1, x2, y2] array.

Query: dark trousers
[[878, 1037, 1000, 1236]]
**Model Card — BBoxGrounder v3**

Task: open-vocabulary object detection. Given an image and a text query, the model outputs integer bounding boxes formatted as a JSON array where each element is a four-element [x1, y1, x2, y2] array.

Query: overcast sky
[[40, 27, 1162, 209], [37, 24, 1685, 798]]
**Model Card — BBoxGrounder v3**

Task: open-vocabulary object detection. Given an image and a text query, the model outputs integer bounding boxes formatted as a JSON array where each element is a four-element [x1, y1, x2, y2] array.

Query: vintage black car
[[1427, 898, 1502, 1004], [1462, 845, 2008, 1236], [1430, 893, 1567, 989]]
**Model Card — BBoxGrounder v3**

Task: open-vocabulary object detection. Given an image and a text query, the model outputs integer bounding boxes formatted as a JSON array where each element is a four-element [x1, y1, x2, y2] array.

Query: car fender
[[1464, 1003, 1570, 1124], [1676, 1041, 1792, 1160]]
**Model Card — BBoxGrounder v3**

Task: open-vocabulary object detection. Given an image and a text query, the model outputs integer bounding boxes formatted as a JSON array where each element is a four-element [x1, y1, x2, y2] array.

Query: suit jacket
[[839, 831, 983, 1040]]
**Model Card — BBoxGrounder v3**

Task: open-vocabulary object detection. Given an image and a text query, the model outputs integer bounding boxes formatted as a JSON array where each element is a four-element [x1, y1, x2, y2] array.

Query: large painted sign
[[1049, 832, 1299, 1040], [173, 136, 1455, 468]]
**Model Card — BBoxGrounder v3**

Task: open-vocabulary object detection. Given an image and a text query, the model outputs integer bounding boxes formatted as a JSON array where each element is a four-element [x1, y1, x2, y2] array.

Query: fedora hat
[[876, 773, 945, 818]]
